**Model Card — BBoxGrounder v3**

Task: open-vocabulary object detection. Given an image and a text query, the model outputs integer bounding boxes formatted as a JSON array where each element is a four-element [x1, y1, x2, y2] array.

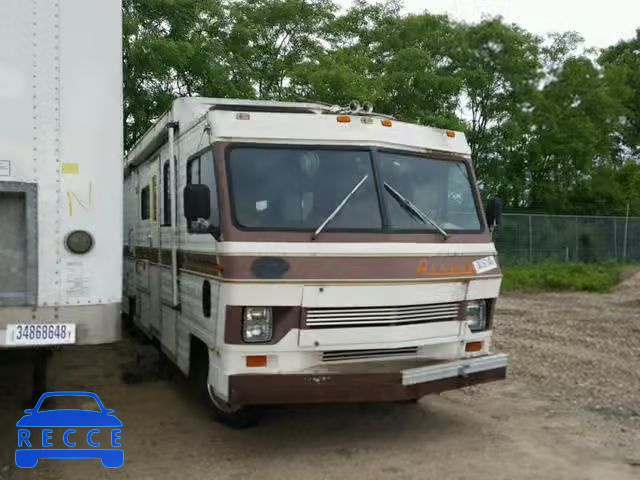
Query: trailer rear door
[[0, 182, 37, 306]]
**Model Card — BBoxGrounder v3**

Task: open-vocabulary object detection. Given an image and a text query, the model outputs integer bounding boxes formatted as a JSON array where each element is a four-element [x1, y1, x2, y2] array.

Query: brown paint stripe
[[228, 367, 507, 406], [126, 246, 224, 276], [221, 254, 501, 280], [124, 247, 501, 280]]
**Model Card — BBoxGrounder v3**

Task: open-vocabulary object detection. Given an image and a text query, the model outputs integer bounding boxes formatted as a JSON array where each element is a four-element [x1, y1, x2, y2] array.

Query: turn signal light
[[446, 130, 456, 138], [337, 115, 351, 123], [246, 355, 268, 367], [381, 119, 393, 127], [465, 341, 483, 353]]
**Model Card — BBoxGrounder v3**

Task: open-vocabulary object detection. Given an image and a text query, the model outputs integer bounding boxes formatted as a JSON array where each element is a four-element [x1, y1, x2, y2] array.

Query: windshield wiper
[[312, 175, 369, 240], [383, 182, 449, 240]]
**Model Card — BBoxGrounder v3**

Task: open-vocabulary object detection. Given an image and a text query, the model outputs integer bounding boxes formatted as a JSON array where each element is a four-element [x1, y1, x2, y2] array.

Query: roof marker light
[[361, 117, 374, 125], [337, 115, 351, 123], [381, 119, 393, 127], [236, 113, 251, 120], [446, 130, 456, 138]]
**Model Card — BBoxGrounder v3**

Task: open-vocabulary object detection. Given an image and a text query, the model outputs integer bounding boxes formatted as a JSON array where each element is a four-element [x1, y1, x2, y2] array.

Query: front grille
[[306, 302, 461, 328], [322, 347, 418, 362]]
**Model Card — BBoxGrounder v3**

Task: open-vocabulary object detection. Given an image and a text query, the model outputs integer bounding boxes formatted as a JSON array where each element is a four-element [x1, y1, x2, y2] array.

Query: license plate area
[[6, 323, 76, 346]]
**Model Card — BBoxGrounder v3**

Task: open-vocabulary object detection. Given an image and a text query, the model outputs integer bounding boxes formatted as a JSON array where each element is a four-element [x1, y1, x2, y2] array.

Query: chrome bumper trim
[[402, 353, 508, 386]]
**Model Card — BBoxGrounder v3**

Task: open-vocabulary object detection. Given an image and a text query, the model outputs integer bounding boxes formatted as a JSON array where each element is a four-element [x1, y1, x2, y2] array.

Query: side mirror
[[183, 184, 211, 222], [486, 197, 503, 229]]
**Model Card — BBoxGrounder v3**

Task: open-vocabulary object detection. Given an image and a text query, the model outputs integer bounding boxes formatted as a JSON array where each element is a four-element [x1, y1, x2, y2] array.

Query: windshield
[[228, 147, 382, 230], [226, 147, 482, 233], [377, 152, 481, 231]]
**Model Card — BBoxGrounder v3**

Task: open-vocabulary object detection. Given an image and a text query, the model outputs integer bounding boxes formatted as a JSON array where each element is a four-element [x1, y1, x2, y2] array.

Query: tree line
[[123, 0, 640, 216]]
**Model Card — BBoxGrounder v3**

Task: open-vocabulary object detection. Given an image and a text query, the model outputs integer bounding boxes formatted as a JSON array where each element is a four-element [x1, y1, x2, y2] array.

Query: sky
[[338, 0, 640, 49]]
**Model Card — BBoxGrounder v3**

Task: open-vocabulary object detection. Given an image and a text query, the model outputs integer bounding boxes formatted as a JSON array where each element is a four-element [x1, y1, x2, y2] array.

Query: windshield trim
[[223, 143, 486, 235]]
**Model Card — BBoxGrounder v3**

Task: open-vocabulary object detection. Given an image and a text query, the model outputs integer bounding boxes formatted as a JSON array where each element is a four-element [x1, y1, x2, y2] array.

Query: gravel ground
[[493, 270, 640, 422], [1, 274, 639, 479]]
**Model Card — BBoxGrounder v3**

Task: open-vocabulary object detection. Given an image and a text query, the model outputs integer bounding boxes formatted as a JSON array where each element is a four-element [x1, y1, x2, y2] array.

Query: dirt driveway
[[1, 274, 639, 480]]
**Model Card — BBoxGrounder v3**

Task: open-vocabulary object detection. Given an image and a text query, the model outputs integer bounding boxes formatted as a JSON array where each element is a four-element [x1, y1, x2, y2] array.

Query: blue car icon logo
[[16, 391, 123, 468]]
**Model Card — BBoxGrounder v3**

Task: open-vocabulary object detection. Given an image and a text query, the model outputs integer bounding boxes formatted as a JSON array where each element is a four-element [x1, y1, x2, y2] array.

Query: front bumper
[[228, 353, 507, 406]]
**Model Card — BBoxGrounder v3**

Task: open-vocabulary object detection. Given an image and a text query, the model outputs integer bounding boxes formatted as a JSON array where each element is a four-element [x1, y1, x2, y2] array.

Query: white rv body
[[0, 0, 123, 346], [124, 98, 506, 411]]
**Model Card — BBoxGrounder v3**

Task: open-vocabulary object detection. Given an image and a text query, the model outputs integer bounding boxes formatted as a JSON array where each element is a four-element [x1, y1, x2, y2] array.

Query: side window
[[162, 161, 171, 226], [140, 186, 150, 220], [150, 175, 157, 222], [187, 157, 200, 184], [186, 150, 218, 233], [200, 151, 219, 227]]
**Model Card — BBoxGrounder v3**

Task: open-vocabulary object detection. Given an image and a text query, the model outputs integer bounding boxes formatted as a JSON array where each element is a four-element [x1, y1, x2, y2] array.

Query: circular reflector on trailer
[[65, 230, 94, 254]]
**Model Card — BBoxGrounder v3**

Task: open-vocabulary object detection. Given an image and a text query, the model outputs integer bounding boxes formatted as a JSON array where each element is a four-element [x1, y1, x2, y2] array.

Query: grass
[[501, 262, 628, 293]]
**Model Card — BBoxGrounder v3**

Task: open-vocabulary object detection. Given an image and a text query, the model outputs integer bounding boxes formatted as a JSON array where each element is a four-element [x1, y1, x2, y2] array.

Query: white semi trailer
[[0, 0, 123, 394]]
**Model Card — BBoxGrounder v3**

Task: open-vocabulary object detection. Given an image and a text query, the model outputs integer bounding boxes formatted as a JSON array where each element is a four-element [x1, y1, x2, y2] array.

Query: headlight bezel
[[465, 300, 488, 332], [242, 306, 273, 343]]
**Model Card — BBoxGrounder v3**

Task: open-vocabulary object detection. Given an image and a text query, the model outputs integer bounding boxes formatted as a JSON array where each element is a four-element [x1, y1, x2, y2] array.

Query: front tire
[[206, 384, 260, 429], [190, 339, 259, 429]]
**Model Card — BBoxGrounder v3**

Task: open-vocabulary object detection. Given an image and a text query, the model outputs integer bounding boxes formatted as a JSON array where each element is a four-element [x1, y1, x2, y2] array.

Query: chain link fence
[[495, 213, 640, 265]]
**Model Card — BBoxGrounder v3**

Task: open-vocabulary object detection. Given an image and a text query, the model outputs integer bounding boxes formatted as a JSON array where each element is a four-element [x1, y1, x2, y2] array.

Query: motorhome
[[123, 98, 507, 426], [0, 0, 123, 388]]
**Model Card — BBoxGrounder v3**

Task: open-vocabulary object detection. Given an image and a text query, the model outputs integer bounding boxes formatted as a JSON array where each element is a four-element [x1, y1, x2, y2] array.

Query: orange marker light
[[246, 355, 268, 368], [381, 119, 393, 127], [446, 130, 456, 138], [337, 115, 351, 123], [465, 341, 483, 353]]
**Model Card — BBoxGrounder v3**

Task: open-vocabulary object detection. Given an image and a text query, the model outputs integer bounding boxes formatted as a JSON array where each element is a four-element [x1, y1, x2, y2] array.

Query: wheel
[[190, 340, 259, 429], [206, 384, 260, 429]]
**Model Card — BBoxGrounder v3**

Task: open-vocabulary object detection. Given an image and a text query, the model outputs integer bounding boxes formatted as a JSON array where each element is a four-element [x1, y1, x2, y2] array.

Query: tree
[[121, 1, 639, 219], [568, 162, 640, 216], [291, 2, 463, 129], [525, 56, 628, 211], [600, 30, 640, 161], [226, 0, 337, 100], [373, 13, 463, 128], [453, 18, 541, 176], [123, 0, 245, 149]]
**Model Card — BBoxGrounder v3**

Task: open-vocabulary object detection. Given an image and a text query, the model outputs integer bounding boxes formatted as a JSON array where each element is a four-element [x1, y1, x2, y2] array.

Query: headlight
[[65, 230, 94, 254], [465, 300, 487, 332], [242, 307, 273, 343]]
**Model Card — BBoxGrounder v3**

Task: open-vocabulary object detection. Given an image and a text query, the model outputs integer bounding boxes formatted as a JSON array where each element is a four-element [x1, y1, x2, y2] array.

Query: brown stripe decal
[[228, 367, 507, 406], [125, 247, 500, 280], [126, 246, 224, 276], [223, 255, 499, 280]]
